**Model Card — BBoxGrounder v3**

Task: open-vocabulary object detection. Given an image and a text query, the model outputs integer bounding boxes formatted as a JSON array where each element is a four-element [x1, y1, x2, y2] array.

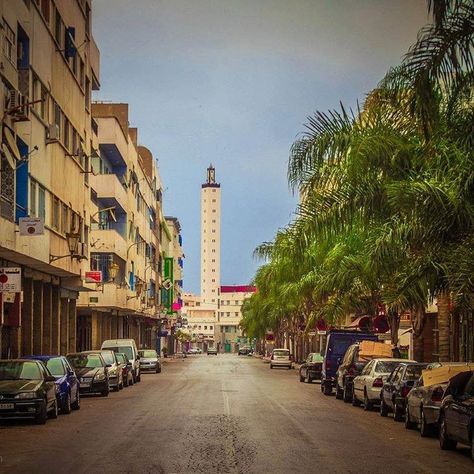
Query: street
[[1, 355, 472, 474]]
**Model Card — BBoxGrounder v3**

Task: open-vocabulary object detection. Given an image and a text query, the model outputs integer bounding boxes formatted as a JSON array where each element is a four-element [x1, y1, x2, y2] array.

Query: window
[[2, 19, 15, 64], [40, 84, 48, 120], [55, 9, 62, 46], [40, 0, 50, 23], [54, 103, 61, 138], [61, 203, 68, 234], [64, 119, 70, 150], [29, 180, 37, 216], [38, 186, 45, 220], [210, 326, 213, 330], [52, 196, 59, 229], [85, 76, 90, 108], [204, 326, 207, 330]]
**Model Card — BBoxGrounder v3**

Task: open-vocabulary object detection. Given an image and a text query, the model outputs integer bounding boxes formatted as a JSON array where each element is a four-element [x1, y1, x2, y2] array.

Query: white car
[[270, 348, 293, 369], [353, 358, 415, 410], [101, 339, 141, 383]]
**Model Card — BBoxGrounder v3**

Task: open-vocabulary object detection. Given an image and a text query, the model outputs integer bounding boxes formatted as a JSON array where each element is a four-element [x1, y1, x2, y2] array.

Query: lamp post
[[49, 232, 84, 263]]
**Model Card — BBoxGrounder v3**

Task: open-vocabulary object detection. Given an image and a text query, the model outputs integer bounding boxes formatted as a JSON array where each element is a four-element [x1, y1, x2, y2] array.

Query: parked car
[[321, 330, 378, 395], [67, 352, 110, 397], [115, 352, 134, 387], [238, 347, 251, 355], [353, 358, 412, 410], [24, 355, 80, 414], [299, 353, 323, 383], [406, 362, 474, 436], [138, 349, 161, 373], [101, 339, 141, 383], [335, 343, 373, 402], [270, 348, 292, 370], [438, 370, 474, 461], [88, 350, 122, 391], [187, 348, 201, 355], [380, 362, 427, 421], [0, 359, 58, 424], [207, 347, 218, 355]]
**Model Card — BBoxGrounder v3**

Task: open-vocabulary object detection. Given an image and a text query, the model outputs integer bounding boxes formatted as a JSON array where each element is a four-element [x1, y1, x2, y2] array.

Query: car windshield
[[0, 361, 42, 380], [68, 354, 103, 369], [405, 365, 425, 381], [274, 350, 289, 357], [139, 350, 157, 358], [330, 338, 353, 356], [104, 346, 133, 360], [311, 354, 323, 362], [99, 352, 115, 364], [46, 358, 66, 376], [116, 353, 126, 363], [375, 361, 401, 374]]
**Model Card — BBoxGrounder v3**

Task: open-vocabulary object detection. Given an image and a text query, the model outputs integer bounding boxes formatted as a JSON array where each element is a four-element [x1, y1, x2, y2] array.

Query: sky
[[92, 0, 428, 294]]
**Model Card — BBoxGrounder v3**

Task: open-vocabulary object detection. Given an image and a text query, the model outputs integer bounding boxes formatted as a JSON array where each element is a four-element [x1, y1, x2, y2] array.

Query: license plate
[[80, 383, 90, 388], [0, 403, 14, 410]]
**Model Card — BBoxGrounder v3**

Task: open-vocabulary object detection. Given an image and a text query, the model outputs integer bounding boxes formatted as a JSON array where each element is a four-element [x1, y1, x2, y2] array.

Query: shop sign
[[0, 267, 21, 293], [19, 217, 45, 236], [85, 271, 102, 284]]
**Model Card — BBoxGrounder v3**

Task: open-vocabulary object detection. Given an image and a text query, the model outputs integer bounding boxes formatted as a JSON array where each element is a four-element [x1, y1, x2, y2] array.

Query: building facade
[[0, 0, 100, 358]]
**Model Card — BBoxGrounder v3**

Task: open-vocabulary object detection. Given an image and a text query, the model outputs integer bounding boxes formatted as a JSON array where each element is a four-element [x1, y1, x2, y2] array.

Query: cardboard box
[[422, 364, 474, 387], [359, 340, 393, 359]]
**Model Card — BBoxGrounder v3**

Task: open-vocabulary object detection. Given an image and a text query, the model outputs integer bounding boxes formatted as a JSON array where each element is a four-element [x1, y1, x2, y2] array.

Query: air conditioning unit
[[47, 124, 60, 142], [8, 89, 23, 110]]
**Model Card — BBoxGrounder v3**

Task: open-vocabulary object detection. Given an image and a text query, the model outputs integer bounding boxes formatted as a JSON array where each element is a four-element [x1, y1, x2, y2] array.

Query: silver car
[[89, 350, 123, 391], [270, 348, 293, 370], [138, 350, 161, 373]]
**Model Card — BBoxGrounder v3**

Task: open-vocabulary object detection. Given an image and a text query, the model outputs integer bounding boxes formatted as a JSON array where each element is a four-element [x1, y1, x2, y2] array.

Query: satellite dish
[[2, 144, 16, 169]]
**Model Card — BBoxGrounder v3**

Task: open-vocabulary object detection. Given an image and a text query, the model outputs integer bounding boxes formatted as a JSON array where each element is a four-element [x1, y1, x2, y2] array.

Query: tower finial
[[207, 164, 216, 184]]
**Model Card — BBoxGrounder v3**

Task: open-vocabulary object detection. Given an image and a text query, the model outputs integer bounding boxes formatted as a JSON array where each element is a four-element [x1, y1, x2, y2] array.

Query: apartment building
[[217, 285, 256, 352], [182, 292, 215, 348], [0, 0, 99, 358], [76, 103, 164, 350]]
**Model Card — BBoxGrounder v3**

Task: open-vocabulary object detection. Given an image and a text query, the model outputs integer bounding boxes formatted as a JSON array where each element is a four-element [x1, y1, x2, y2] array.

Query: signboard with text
[[85, 271, 103, 284], [163, 257, 174, 314], [19, 217, 44, 236], [0, 267, 21, 293]]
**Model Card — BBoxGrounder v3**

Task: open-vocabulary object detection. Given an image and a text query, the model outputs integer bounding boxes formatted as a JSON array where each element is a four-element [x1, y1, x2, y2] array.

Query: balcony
[[89, 229, 127, 261], [90, 36, 100, 90], [90, 173, 128, 213]]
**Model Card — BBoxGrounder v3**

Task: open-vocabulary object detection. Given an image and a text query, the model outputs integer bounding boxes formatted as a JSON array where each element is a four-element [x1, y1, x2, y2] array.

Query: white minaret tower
[[200, 165, 221, 306]]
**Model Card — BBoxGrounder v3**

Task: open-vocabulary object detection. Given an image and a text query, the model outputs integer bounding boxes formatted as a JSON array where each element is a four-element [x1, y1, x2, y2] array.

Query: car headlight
[[94, 373, 106, 381], [109, 368, 117, 377], [15, 392, 36, 399]]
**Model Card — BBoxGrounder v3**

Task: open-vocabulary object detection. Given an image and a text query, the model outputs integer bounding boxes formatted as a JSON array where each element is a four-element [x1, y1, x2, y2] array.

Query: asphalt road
[[1, 355, 472, 474]]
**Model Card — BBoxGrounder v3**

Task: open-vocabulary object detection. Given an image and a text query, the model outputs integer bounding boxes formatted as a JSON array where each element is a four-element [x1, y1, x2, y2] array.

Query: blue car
[[24, 355, 80, 414]]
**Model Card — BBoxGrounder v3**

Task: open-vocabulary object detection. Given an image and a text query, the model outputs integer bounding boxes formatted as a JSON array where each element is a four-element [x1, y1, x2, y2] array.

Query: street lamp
[[108, 262, 119, 282], [127, 279, 145, 301], [49, 232, 84, 263]]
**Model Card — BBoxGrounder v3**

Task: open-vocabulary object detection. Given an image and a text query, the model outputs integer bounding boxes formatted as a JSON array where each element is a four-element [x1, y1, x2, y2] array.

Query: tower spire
[[207, 164, 216, 184]]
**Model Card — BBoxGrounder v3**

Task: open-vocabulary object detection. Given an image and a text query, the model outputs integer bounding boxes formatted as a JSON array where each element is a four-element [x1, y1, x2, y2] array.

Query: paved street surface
[[1, 355, 472, 474]]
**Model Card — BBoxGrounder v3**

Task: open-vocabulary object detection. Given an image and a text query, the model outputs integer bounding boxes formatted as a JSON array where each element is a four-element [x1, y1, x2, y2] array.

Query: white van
[[101, 339, 141, 383]]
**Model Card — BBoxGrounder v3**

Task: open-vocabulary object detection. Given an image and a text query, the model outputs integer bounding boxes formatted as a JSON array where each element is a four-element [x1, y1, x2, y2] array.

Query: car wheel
[[343, 385, 352, 403], [420, 408, 432, 438], [405, 405, 415, 430], [136, 372, 141, 382], [352, 391, 361, 407], [113, 383, 120, 392], [379, 398, 388, 417], [363, 390, 373, 411], [130, 374, 135, 386], [299, 372, 304, 382], [62, 392, 72, 415], [470, 427, 474, 462], [72, 390, 80, 410], [35, 400, 48, 425], [101, 387, 110, 397], [393, 402, 403, 422], [123, 375, 128, 387], [439, 414, 457, 450], [49, 399, 58, 419], [323, 381, 332, 396], [270, 364, 273, 369], [335, 382, 343, 399], [306, 374, 312, 384]]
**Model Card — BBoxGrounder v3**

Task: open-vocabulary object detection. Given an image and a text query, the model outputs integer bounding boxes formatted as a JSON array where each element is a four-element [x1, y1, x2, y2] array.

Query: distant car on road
[[0, 359, 58, 424], [138, 349, 161, 373], [24, 355, 80, 414], [238, 347, 251, 355], [207, 347, 218, 355], [299, 353, 323, 383], [438, 370, 474, 461], [187, 347, 201, 355], [67, 352, 110, 397], [353, 358, 412, 410], [270, 348, 292, 370], [380, 362, 427, 421], [321, 330, 378, 396]]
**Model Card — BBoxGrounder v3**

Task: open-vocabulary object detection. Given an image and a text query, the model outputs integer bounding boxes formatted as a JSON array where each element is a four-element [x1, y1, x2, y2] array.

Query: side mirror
[[106, 364, 112, 368], [45, 375, 56, 382]]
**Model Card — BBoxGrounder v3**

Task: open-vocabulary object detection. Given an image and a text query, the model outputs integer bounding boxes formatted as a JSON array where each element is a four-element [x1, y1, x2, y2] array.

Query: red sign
[[85, 271, 102, 283]]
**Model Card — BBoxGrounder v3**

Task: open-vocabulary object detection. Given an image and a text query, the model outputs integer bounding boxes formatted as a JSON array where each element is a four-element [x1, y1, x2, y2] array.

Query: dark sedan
[[299, 353, 323, 383], [0, 359, 58, 424], [380, 362, 427, 421], [439, 370, 474, 461], [24, 355, 80, 414], [67, 353, 110, 397]]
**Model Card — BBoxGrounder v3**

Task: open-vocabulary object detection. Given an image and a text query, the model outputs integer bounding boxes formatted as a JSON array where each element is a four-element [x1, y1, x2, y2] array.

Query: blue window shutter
[[15, 140, 29, 222]]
